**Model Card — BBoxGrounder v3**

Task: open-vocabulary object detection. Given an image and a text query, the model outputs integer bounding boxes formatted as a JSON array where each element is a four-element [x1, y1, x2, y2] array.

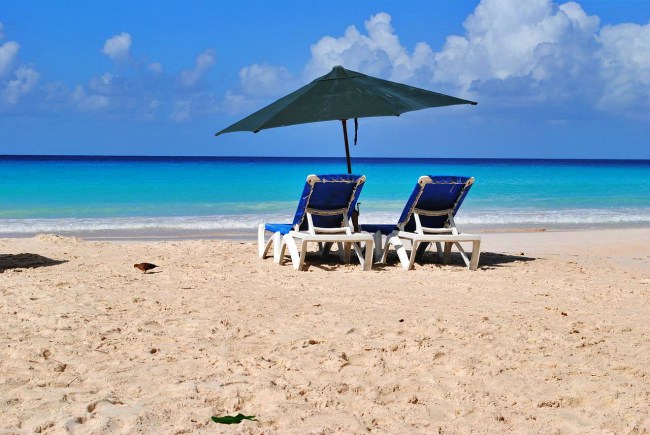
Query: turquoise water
[[1, 156, 649, 236]]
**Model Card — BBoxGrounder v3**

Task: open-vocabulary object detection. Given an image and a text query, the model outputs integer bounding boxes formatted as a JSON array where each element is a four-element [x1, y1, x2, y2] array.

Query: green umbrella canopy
[[215, 66, 477, 172]]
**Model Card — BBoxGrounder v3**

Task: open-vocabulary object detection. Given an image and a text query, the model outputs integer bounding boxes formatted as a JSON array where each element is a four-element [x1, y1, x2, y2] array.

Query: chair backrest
[[291, 174, 366, 231], [397, 175, 474, 232]]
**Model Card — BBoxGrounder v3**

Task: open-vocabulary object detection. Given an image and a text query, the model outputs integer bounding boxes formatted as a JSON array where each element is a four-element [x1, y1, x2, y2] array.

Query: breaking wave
[[1, 207, 649, 237]]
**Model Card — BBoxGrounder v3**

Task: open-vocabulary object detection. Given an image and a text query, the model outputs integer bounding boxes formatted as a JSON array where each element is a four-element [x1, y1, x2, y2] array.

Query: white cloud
[[168, 93, 218, 122], [102, 32, 132, 61], [0, 22, 223, 120], [239, 63, 293, 97], [427, 0, 650, 116], [219, 63, 295, 114], [597, 22, 650, 115], [71, 84, 110, 111], [305, 12, 434, 82], [69, 44, 218, 119], [3, 2, 647, 123], [86, 72, 125, 96], [2, 65, 39, 104], [170, 49, 218, 120], [221, 90, 254, 115], [0, 40, 20, 77], [178, 49, 216, 88], [298, 3, 650, 118], [433, 0, 600, 92], [0, 24, 42, 108]]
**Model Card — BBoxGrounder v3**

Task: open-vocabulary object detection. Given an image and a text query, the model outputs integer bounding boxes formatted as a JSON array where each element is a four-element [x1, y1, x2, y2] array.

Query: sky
[[0, 0, 648, 159]]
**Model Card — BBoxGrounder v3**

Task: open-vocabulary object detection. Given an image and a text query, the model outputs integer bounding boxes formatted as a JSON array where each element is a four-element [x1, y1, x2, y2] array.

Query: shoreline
[[2, 222, 650, 242]]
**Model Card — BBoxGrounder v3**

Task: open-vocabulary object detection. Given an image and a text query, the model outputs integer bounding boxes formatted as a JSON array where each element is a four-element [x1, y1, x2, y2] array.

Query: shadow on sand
[[0, 253, 68, 273], [474, 251, 538, 269], [296, 250, 537, 271]]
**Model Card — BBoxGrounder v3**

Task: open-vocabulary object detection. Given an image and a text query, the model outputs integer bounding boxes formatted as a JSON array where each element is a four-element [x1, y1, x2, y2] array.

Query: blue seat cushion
[[264, 223, 293, 235], [360, 224, 397, 235]]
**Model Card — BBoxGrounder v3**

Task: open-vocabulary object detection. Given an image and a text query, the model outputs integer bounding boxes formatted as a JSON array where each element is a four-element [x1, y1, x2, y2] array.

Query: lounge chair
[[258, 174, 374, 271], [361, 175, 481, 270]]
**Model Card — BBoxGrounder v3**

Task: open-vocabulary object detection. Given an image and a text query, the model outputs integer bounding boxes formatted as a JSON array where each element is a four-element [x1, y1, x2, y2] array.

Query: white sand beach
[[1, 228, 649, 433]]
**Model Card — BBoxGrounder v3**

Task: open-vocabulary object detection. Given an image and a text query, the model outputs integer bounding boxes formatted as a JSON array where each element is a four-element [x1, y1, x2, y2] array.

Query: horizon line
[[1, 154, 649, 163]]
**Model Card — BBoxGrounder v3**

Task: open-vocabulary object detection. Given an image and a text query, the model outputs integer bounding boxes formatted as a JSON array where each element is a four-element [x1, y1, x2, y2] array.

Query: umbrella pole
[[341, 119, 352, 174]]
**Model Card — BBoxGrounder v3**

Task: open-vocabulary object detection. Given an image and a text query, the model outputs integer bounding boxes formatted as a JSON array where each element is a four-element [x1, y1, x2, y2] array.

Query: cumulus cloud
[[218, 63, 296, 114], [300, 2, 650, 118], [428, 0, 650, 116], [73, 37, 218, 120], [2, 65, 39, 104], [239, 63, 293, 97], [102, 32, 132, 62], [168, 93, 218, 122], [597, 22, 650, 115], [169, 49, 219, 120], [71, 84, 110, 111], [178, 49, 216, 88], [305, 12, 434, 82], [0, 40, 20, 77], [222, 90, 253, 115], [433, 0, 600, 95], [86, 72, 133, 97], [0, 23, 221, 120], [0, 24, 40, 106], [4, 2, 648, 123]]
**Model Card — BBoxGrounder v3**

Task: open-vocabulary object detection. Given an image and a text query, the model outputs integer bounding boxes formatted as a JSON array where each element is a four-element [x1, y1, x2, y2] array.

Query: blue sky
[[1, 0, 648, 159]]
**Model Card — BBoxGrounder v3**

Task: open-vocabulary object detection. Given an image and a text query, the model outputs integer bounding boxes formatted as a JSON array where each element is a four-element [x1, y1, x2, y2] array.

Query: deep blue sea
[[1, 155, 649, 238]]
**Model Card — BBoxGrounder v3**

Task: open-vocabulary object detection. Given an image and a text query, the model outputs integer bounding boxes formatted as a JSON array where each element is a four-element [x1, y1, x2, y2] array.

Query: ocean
[[1, 155, 649, 239]]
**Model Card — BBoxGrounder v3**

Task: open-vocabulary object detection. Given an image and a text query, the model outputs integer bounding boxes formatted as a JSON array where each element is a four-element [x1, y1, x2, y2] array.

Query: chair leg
[[280, 234, 301, 268], [277, 236, 287, 265], [381, 242, 390, 263], [415, 242, 429, 260], [299, 240, 309, 271], [334, 242, 346, 261], [408, 240, 420, 270], [372, 231, 383, 262], [360, 240, 374, 271], [469, 240, 481, 271], [350, 242, 363, 268], [272, 232, 282, 262], [454, 242, 471, 269], [320, 242, 333, 256], [390, 236, 411, 270], [443, 242, 453, 264], [435, 242, 444, 260], [381, 231, 399, 263], [342, 242, 351, 263], [258, 224, 273, 259]]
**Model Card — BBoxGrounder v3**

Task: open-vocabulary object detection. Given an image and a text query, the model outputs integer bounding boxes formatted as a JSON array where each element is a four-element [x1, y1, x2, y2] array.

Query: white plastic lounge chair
[[361, 176, 481, 270], [258, 174, 374, 271]]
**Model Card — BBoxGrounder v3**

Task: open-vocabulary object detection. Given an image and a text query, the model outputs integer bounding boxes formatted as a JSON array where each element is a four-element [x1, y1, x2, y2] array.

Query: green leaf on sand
[[211, 413, 257, 424]]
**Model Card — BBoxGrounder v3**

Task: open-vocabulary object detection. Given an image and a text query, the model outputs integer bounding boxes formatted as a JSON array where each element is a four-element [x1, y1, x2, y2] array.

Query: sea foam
[[1, 208, 649, 237]]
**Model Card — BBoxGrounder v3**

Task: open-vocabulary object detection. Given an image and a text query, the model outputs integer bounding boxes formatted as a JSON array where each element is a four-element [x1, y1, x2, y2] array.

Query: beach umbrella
[[215, 65, 477, 173]]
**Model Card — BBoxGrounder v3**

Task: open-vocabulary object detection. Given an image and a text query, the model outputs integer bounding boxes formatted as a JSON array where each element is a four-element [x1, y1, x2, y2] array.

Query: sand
[[1, 228, 649, 434]]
